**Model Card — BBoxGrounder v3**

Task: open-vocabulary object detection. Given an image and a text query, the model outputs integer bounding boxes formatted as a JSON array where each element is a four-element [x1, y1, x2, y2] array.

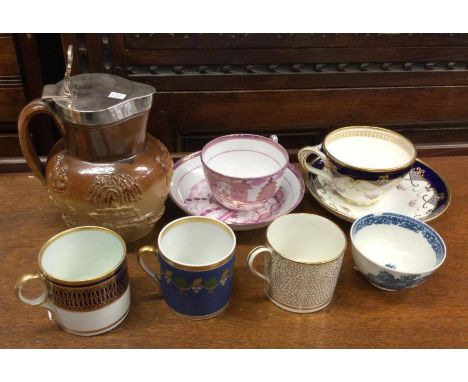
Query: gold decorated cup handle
[[137, 245, 162, 285], [298, 145, 334, 183], [247, 246, 272, 283]]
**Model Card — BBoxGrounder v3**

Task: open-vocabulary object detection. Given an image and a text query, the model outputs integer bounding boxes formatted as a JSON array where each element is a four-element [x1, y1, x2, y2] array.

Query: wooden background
[[1, 33, 468, 171]]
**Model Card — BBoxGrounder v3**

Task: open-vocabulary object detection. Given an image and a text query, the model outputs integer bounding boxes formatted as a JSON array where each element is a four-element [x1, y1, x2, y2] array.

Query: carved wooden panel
[[177, 130, 323, 153], [0, 35, 20, 76], [0, 34, 27, 158], [0, 35, 25, 124], [0, 88, 25, 122], [125, 33, 468, 50], [148, 87, 468, 152], [19, 33, 468, 159], [62, 33, 468, 89], [0, 34, 60, 161]]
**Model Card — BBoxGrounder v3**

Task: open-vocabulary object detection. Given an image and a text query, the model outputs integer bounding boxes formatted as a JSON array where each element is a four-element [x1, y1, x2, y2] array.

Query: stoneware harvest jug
[[17, 46, 173, 242]]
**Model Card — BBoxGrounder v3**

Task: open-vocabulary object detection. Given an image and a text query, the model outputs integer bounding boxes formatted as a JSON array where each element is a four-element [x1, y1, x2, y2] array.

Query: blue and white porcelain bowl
[[350, 212, 446, 291]]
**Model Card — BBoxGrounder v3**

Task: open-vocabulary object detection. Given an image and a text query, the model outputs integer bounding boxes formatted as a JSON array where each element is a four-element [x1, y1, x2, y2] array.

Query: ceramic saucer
[[170, 152, 305, 231], [306, 158, 450, 223]]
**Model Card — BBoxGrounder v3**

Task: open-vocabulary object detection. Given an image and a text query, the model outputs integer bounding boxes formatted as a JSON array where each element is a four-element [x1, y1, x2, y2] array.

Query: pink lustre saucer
[[170, 152, 305, 231]]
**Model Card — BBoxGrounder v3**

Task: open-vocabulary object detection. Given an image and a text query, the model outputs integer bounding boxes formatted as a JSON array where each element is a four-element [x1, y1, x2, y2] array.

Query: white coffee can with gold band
[[15, 226, 130, 336]]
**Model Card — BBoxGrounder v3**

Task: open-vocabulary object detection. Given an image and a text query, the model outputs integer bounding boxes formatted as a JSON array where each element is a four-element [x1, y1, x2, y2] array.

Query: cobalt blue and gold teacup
[[138, 216, 236, 319], [15, 226, 130, 336], [298, 126, 416, 205]]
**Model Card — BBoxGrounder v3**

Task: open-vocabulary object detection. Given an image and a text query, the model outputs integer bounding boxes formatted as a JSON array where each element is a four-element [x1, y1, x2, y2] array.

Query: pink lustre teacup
[[201, 134, 289, 210]]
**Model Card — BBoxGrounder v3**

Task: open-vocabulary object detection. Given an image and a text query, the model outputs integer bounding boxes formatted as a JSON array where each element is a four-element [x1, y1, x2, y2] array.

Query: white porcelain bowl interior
[[351, 213, 445, 275], [201, 134, 289, 179]]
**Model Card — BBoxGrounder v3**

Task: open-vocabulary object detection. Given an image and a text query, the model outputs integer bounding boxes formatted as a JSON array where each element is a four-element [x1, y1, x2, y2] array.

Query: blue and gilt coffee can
[[138, 216, 236, 319]]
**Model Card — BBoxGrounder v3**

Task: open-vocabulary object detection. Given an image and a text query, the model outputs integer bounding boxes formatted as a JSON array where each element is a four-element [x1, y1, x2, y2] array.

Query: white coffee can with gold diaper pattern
[[247, 213, 346, 313], [15, 226, 130, 336]]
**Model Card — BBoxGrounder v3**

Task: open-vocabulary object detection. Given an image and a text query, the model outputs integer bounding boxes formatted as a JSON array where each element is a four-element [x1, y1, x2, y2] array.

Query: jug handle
[[17, 99, 66, 185]]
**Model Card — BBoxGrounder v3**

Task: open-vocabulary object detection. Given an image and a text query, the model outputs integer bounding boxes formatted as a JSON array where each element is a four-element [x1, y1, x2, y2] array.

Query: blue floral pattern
[[366, 271, 429, 290], [158, 255, 235, 317], [162, 267, 233, 294], [352, 213, 445, 263]]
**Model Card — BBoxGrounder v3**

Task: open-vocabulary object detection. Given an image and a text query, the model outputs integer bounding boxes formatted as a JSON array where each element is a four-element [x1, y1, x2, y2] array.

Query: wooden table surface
[[1, 156, 467, 348]]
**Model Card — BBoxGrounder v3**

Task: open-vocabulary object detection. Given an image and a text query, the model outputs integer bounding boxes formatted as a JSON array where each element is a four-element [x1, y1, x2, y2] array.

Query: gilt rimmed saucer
[[170, 152, 305, 231], [306, 158, 450, 223]]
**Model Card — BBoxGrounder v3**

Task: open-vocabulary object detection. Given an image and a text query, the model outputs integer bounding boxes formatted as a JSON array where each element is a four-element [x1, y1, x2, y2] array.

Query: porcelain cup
[[138, 216, 236, 319], [298, 126, 416, 205], [201, 134, 289, 210], [351, 212, 446, 291], [247, 213, 346, 313], [15, 226, 130, 336]]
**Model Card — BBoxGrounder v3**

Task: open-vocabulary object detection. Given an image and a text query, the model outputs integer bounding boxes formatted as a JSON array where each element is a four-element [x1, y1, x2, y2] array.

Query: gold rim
[[306, 157, 451, 223], [323, 126, 417, 173], [266, 213, 347, 265], [38, 226, 127, 286], [158, 216, 236, 271]]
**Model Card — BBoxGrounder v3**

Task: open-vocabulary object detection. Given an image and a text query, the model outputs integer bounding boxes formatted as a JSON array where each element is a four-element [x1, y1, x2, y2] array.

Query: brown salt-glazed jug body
[[17, 50, 172, 242]]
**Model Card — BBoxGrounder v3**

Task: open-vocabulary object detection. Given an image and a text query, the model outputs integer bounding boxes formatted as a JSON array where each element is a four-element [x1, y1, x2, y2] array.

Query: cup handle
[[137, 245, 161, 285], [247, 246, 272, 283], [15, 273, 55, 319], [298, 145, 333, 183]]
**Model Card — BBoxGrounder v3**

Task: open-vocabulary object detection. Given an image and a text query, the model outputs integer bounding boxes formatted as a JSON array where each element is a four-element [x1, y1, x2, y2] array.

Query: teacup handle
[[247, 246, 272, 283], [137, 245, 161, 285], [298, 145, 333, 183], [15, 273, 55, 319]]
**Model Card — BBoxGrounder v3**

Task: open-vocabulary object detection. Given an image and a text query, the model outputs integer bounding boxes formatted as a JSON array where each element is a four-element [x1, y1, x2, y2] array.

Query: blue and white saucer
[[306, 158, 450, 223]]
